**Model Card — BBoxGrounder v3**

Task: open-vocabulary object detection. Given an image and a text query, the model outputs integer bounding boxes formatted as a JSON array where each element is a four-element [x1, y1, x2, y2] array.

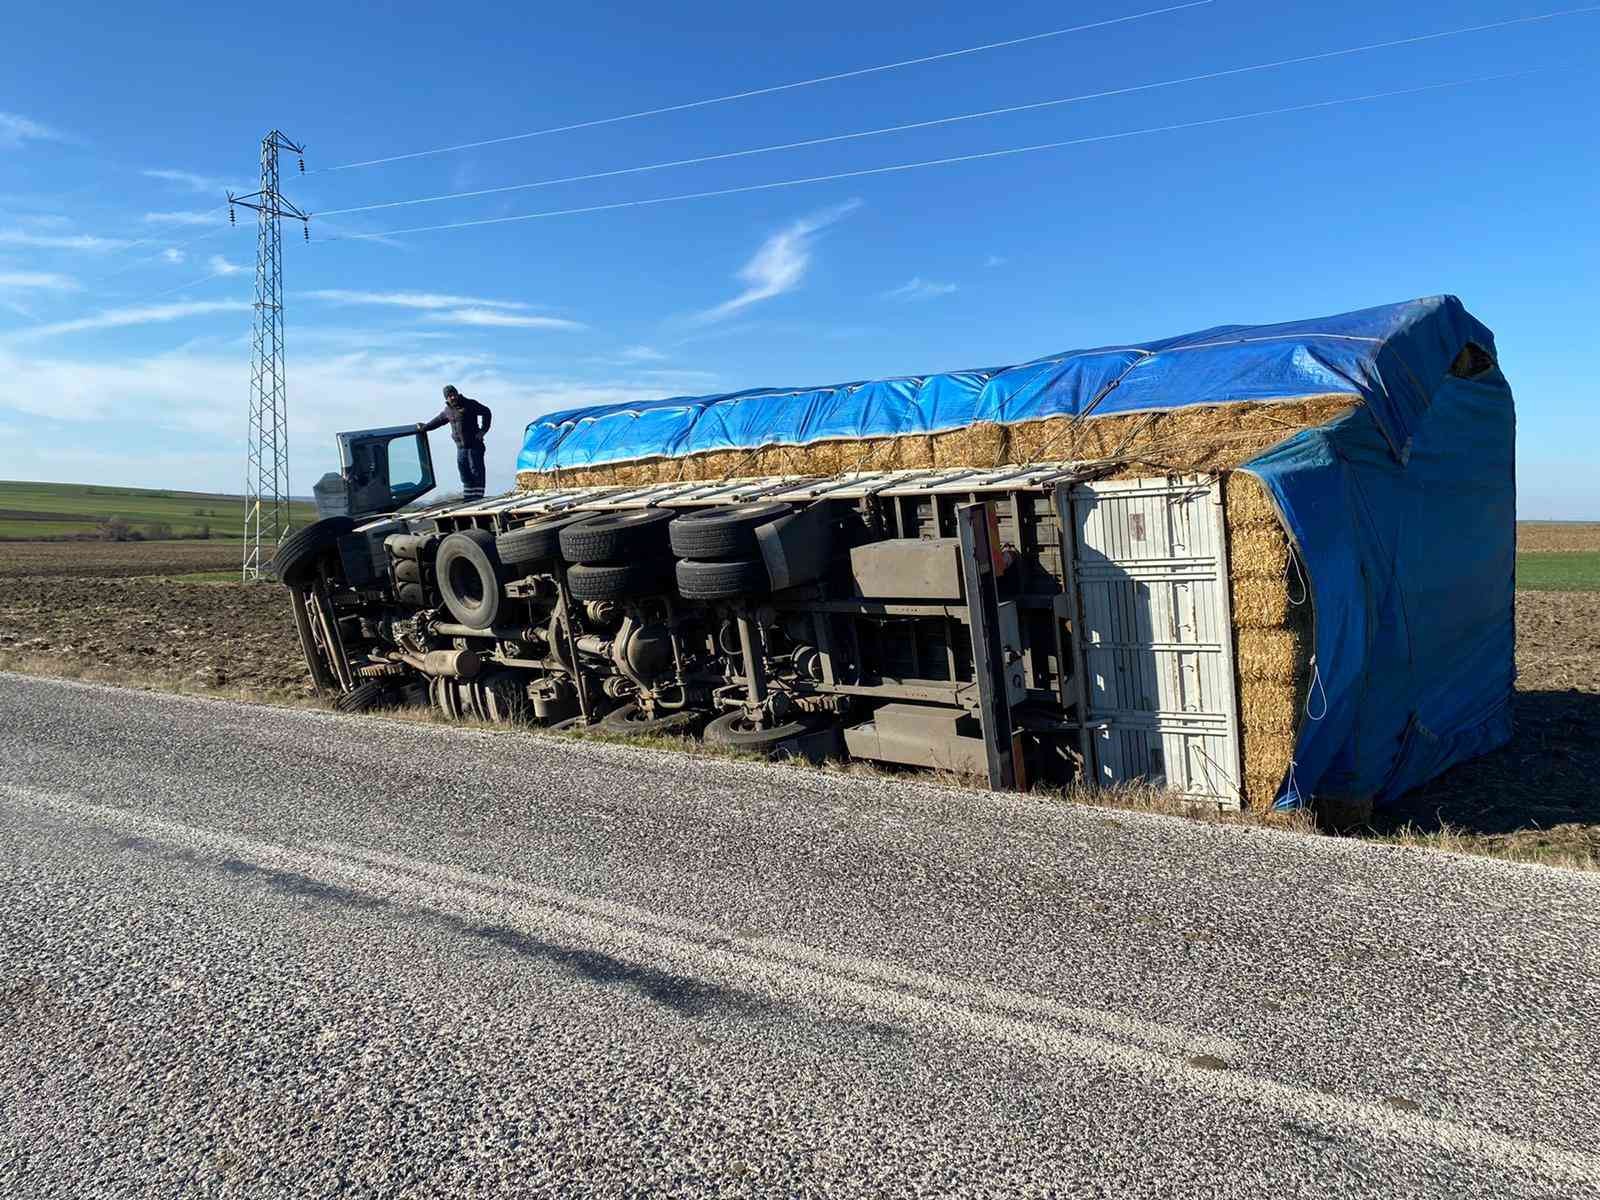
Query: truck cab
[[313, 425, 436, 519]]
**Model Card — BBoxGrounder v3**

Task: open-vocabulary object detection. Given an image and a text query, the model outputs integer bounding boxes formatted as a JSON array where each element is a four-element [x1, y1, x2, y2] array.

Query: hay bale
[[932, 422, 1007, 468], [1240, 683, 1299, 735], [1224, 472, 1279, 527], [611, 462, 652, 487], [1005, 416, 1075, 464], [1243, 731, 1294, 785], [1229, 528, 1290, 578], [1245, 770, 1288, 808], [1236, 629, 1304, 683], [1232, 577, 1292, 628], [797, 439, 853, 478]]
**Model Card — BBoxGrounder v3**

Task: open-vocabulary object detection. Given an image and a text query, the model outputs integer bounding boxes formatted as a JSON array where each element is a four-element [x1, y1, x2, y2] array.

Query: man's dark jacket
[[421, 395, 493, 448]]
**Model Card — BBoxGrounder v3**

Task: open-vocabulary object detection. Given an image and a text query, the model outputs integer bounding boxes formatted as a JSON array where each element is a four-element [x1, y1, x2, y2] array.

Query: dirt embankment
[[0, 570, 308, 701], [0, 539, 1595, 865]]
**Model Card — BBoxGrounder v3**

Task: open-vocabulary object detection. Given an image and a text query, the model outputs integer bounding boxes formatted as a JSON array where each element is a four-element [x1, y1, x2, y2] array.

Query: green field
[[1516, 552, 1600, 592], [0, 480, 318, 541]]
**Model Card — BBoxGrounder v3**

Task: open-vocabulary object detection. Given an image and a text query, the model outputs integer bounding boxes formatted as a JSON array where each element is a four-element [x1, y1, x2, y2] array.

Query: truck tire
[[567, 560, 671, 601], [668, 503, 792, 560], [273, 517, 356, 588], [599, 702, 705, 737], [335, 680, 391, 713], [497, 512, 590, 568], [436, 530, 503, 629], [558, 509, 676, 565], [675, 557, 769, 599], [703, 711, 815, 754]]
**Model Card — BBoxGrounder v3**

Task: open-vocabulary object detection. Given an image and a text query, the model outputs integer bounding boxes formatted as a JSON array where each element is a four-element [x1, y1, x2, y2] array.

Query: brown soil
[[1517, 522, 1600, 553], [0, 540, 244, 578], [0, 571, 309, 700]]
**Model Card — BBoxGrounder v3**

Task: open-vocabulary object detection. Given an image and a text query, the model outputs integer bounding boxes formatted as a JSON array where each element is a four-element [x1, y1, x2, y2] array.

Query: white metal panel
[[1070, 475, 1242, 807]]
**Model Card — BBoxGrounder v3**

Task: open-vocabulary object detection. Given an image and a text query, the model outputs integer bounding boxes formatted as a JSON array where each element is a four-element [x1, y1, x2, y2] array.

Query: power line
[[91, 225, 233, 286], [321, 71, 1541, 242], [314, 4, 1600, 221], [316, 1, 1214, 172]]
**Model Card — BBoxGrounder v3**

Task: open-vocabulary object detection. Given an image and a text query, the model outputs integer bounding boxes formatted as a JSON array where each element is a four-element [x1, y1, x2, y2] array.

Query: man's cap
[[442, 384, 460, 399]]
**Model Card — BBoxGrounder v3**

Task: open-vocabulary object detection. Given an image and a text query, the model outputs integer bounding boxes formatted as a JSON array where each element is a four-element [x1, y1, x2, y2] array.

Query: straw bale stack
[[515, 396, 1358, 491], [515, 396, 1344, 808], [1224, 471, 1314, 809]]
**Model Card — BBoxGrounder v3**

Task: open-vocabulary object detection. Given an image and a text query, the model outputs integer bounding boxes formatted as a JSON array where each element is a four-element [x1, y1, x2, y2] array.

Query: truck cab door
[[333, 425, 437, 518]]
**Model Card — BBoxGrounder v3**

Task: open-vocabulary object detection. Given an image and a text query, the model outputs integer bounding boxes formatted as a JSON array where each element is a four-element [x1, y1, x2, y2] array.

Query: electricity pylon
[[229, 130, 309, 582]]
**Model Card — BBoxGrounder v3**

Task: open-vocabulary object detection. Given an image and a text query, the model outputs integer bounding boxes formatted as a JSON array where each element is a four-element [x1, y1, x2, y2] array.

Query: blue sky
[[1, 0, 1596, 515]]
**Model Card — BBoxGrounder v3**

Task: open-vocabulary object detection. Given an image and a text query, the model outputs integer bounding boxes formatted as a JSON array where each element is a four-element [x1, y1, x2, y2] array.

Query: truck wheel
[[567, 561, 670, 601], [335, 680, 391, 713], [703, 711, 815, 754], [436, 530, 503, 629], [675, 557, 769, 599], [599, 702, 705, 737], [468, 672, 532, 723], [272, 517, 356, 588], [668, 503, 792, 560], [558, 509, 676, 565], [430, 676, 468, 721], [497, 512, 590, 568]]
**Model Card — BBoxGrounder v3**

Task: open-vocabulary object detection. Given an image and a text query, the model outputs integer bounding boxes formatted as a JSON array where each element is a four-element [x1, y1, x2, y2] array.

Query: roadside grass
[[1376, 822, 1598, 872], [1516, 551, 1600, 592], [0, 649, 322, 709]]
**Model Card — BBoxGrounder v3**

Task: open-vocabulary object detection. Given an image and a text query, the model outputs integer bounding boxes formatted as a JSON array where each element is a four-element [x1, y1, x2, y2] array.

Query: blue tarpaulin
[[518, 296, 1516, 809]]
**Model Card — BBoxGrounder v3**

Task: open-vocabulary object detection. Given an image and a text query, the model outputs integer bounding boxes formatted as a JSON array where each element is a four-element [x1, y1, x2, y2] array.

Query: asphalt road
[[1, 673, 1597, 1199]]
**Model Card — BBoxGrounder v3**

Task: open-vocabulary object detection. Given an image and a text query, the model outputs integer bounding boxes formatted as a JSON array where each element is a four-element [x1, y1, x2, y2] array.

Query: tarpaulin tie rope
[[1283, 758, 1303, 808], [1287, 542, 1310, 606], [1304, 658, 1329, 722]]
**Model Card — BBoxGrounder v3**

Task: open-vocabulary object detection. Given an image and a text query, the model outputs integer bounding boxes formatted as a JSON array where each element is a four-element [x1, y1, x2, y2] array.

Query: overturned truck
[[283, 296, 1515, 813]]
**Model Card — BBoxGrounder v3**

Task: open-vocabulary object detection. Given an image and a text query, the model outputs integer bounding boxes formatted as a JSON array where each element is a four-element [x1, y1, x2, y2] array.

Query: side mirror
[[335, 425, 437, 517]]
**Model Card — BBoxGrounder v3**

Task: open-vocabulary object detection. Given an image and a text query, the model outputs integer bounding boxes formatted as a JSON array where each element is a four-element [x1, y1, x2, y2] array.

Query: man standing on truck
[[418, 385, 493, 502]]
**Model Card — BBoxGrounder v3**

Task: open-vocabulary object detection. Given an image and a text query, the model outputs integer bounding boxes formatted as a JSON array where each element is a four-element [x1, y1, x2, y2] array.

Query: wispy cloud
[[143, 168, 235, 194], [983, 255, 1008, 268], [307, 289, 528, 312], [0, 271, 80, 292], [161, 248, 186, 265], [207, 254, 244, 276], [618, 344, 667, 363], [0, 112, 65, 150], [10, 300, 251, 341], [144, 210, 223, 226], [0, 342, 664, 492], [0, 230, 132, 252], [693, 200, 861, 324], [427, 309, 586, 331], [883, 277, 958, 302]]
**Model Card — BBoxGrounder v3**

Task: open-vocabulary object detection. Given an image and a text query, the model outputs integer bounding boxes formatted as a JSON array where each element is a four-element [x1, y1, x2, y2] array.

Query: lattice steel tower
[[229, 131, 308, 581]]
